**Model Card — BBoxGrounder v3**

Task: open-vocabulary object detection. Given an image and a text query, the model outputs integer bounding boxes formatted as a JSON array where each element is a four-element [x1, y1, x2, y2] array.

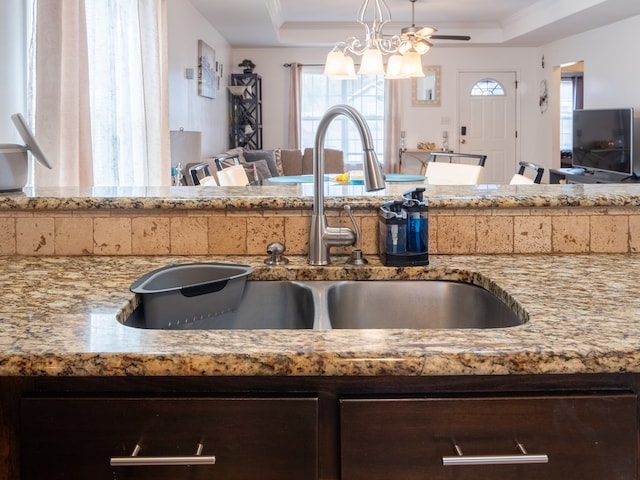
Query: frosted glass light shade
[[324, 50, 346, 75], [324, 50, 357, 79], [397, 41, 411, 55], [358, 48, 385, 76], [414, 39, 432, 55], [401, 51, 424, 78], [385, 54, 408, 79]]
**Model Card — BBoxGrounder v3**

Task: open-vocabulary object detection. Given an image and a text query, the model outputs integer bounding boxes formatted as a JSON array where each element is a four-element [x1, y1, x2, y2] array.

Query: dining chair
[[188, 162, 214, 186], [510, 161, 544, 184], [198, 176, 218, 186], [425, 161, 484, 185], [217, 164, 250, 186]]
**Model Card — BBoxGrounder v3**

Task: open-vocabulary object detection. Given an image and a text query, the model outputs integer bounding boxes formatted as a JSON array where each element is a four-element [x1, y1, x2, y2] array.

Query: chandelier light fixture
[[323, 0, 427, 80]]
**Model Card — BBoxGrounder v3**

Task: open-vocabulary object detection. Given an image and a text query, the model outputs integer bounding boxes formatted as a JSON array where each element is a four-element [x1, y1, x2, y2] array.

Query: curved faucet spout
[[308, 104, 386, 265]]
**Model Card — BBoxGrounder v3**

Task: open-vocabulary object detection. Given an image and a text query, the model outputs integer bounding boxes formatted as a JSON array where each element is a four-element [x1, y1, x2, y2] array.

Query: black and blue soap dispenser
[[378, 188, 429, 266], [379, 200, 407, 266], [403, 187, 429, 259]]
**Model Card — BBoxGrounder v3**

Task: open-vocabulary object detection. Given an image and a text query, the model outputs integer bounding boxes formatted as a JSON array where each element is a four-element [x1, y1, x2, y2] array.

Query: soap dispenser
[[378, 189, 429, 267], [379, 200, 407, 266], [404, 187, 429, 254]]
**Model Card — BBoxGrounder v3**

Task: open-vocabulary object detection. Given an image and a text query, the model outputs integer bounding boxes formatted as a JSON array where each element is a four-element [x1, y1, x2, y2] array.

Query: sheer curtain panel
[[34, 0, 170, 187], [384, 79, 401, 174], [34, 0, 94, 187], [287, 63, 302, 150]]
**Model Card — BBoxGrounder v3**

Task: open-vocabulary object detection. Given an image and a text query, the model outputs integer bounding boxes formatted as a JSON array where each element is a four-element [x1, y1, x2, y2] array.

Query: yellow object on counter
[[335, 172, 350, 183]]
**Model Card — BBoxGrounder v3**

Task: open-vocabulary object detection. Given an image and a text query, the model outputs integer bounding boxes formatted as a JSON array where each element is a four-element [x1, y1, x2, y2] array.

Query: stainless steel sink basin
[[326, 280, 524, 329], [124, 281, 315, 330], [123, 278, 525, 330]]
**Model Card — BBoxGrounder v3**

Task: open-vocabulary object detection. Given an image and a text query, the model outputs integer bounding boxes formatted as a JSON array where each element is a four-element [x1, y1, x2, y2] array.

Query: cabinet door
[[22, 396, 318, 480], [340, 393, 637, 480]]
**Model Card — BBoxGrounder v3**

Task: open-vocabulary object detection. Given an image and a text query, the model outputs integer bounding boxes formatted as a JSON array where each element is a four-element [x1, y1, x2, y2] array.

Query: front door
[[457, 72, 517, 184]]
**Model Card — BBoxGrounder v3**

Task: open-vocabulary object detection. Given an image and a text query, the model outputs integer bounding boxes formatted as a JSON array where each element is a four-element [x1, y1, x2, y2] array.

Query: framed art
[[412, 65, 441, 107], [198, 40, 216, 99]]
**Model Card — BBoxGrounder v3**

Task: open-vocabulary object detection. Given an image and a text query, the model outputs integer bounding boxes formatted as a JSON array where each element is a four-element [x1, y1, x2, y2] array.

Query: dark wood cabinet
[[21, 396, 318, 480], [340, 393, 637, 479], [7, 375, 640, 480]]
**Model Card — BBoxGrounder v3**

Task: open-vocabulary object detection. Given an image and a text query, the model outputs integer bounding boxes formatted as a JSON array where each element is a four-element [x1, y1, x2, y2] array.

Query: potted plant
[[238, 59, 256, 74]]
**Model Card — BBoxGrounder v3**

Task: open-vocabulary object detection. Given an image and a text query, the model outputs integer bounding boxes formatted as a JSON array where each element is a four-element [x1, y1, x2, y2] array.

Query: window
[[559, 73, 583, 152], [85, 0, 148, 186], [29, 0, 167, 187], [559, 79, 575, 151], [470, 78, 505, 96], [300, 67, 385, 168]]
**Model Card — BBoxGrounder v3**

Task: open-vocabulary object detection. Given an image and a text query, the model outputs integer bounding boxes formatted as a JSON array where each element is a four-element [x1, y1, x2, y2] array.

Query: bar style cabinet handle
[[443, 442, 548, 466], [110, 443, 216, 467]]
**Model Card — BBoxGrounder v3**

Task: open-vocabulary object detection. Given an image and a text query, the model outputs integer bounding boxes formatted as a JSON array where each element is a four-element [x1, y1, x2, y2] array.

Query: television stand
[[550, 167, 640, 184], [622, 173, 640, 182]]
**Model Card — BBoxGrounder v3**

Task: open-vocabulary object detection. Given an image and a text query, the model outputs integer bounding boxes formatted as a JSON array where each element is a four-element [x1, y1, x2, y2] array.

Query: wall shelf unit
[[229, 73, 262, 150]]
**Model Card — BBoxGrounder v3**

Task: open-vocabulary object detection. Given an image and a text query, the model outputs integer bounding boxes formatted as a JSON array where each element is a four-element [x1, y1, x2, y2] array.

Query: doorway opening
[[457, 71, 518, 184], [559, 61, 584, 168]]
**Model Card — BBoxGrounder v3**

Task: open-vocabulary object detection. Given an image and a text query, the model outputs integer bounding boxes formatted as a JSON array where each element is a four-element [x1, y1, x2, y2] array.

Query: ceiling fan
[[399, 0, 470, 54]]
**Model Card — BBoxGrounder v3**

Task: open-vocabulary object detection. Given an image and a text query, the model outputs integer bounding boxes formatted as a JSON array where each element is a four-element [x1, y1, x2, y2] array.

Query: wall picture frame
[[412, 65, 441, 107], [198, 40, 216, 99]]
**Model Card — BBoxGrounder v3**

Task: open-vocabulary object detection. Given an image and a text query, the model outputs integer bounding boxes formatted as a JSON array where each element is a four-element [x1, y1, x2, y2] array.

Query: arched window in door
[[470, 78, 505, 96]]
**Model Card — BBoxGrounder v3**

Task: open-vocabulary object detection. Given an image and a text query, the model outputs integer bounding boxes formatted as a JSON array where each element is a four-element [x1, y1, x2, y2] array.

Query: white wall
[[230, 46, 539, 172], [538, 14, 640, 172], [167, 0, 231, 158], [0, 0, 26, 144], [172, 8, 640, 179]]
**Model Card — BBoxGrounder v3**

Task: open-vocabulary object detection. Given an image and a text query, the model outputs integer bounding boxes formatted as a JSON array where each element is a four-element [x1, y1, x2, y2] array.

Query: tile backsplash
[[2, 206, 638, 256]]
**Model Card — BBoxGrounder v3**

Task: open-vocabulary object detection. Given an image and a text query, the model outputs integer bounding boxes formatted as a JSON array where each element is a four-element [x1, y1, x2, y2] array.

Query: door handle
[[443, 442, 548, 466], [111, 443, 216, 467]]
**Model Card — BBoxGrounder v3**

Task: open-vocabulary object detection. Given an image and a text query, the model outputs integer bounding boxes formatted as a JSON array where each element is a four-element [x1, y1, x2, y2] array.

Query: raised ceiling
[[189, 0, 640, 48]]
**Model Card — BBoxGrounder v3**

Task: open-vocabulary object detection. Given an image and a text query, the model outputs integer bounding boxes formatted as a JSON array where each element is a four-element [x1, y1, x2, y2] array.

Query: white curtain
[[384, 79, 402, 173], [34, 0, 170, 187], [287, 63, 302, 150], [34, 0, 94, 187]]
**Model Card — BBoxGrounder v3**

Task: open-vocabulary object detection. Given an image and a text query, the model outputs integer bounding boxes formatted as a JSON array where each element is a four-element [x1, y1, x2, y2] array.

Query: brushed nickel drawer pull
[[443, 442, 548, 466], [110, 442, 216, 467]]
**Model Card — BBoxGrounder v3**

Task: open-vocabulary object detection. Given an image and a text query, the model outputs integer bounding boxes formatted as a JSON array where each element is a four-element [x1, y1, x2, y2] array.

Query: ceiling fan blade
[[415, 26, 436, 38], [430, 34, 471, 41]]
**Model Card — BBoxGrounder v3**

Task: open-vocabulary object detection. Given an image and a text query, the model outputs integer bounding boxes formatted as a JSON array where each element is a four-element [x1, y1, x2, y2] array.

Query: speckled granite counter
[[1, 253, 639, 377], [3, 182, 640, 209]]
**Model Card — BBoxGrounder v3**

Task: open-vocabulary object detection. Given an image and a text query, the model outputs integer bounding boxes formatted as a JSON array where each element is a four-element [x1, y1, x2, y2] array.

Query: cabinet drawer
[[340, 393, 637, 480], [21, 396, 318, 480]]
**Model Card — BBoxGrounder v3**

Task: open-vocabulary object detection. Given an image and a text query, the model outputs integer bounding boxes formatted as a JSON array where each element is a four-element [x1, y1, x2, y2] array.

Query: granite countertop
[[1, 253, 639, 377], [3, 182, 640, 209]]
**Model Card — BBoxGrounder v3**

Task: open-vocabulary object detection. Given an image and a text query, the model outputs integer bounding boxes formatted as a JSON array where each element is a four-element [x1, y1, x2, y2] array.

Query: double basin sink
[[124, 278, 526, 331]]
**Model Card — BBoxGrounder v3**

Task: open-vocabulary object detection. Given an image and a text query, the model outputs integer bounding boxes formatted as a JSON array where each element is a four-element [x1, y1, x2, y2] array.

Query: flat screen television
[[572, 108, 636, 176]]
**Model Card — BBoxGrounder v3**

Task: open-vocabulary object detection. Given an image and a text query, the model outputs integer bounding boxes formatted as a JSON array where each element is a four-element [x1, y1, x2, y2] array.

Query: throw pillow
[[249, 158, 273, 182], [273, 148, 284, 176], [225, 147, 246, 164], [243, 149, 280, 177], [239, 159, 272, 184]]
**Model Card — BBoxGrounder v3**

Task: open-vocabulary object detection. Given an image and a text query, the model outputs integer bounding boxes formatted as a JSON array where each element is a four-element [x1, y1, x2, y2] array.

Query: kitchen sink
[[123, 278, 525, 330], [124, 280, 315, 330], [325, 280, 524, 329]]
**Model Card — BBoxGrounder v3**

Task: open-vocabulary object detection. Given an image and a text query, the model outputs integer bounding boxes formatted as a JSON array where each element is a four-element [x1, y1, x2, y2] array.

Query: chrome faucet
[[308, 105, 386, 265]]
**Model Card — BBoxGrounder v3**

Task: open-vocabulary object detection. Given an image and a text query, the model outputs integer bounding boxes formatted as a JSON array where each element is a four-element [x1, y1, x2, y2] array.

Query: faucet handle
[[264, 242, 289, 266], [343, 205, 360, 248], [343, 205, 369, 265]]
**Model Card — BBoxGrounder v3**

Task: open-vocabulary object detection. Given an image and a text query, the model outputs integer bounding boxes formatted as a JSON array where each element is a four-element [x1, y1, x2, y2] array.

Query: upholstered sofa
[[185, 147, 344, 185]]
